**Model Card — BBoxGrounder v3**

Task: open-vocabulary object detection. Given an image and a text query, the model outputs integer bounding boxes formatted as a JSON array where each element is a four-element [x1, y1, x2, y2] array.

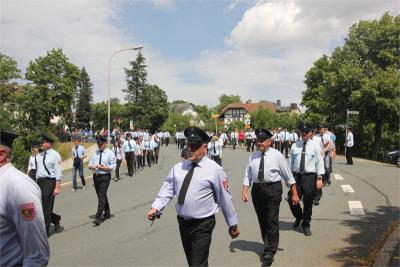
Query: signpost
[[211, 114, 220, 134], [244, 113, 251, 129]]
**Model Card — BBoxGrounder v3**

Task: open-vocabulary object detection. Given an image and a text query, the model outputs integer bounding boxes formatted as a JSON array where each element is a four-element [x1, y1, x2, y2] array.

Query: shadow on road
[[327, 205, 400, 266], [229, 239, 263, 256]]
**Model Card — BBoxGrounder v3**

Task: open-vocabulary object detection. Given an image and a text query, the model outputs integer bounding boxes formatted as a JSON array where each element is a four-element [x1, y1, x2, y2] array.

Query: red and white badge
[[222, 179, 229, 190], [20, 203, 36, 221]]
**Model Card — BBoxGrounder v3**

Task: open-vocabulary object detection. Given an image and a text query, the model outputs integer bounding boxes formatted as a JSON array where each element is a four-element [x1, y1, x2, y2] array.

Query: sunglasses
[[187, 142, 203, 151]]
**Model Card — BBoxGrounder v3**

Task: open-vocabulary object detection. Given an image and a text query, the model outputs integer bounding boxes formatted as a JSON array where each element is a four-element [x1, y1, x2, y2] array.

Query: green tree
[[215, 94, 241, 113], [0, 53, 21, 129], [25, 48, 81, 126], [161, 112, 192, 132], [123, 51, 147, 103], [75, 67, 93, 129], [302, 12, 400, 160]]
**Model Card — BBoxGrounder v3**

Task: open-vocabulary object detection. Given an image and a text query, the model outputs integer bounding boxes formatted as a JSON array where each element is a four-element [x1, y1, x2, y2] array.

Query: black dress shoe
[[262, 253, 274, 266], [313, 200, 320, 206], [293, 218, 301, 228], [92, 219, 102, 226], [303, 226, 312, 236], [54, 220, 61, 232]]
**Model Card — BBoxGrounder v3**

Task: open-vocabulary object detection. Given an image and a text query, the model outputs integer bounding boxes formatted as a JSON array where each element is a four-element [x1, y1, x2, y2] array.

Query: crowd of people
[[1, 122, 355, 266]]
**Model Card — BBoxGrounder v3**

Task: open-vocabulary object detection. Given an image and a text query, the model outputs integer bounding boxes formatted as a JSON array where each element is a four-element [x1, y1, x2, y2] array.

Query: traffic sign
[[347, 110, 359, 115]]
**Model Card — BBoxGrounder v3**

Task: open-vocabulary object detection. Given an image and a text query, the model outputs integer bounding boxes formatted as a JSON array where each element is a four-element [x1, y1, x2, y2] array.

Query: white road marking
[[348, 201, 365, 216], [341, 184, 355, 193], [334, 174, 345, 180]]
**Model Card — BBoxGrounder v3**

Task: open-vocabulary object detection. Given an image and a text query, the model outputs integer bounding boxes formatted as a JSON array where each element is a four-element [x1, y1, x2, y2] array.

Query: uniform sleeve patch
[[20, 203, 36, 221], [222, 179, 229, 190]]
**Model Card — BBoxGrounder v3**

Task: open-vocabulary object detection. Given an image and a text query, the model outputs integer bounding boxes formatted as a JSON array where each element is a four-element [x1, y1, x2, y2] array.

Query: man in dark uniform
[[36, 133, 62, 236], [147, 126, 240, 266], [288, 123, 324, 236], [242, 128, 299, 266]]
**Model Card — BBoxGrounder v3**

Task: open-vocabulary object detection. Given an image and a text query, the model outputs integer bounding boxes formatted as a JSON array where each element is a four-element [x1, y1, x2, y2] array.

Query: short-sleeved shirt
[[36, 148, 62, 180], [0, 163, 50, 266]]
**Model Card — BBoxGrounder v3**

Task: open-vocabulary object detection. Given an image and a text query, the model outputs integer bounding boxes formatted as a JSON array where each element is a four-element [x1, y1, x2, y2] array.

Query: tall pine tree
[[123, 51, 147, 103], [75, 67, 93, 129]]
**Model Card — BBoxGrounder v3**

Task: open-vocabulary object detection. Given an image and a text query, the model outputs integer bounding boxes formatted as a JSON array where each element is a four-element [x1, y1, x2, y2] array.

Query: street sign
[[347, 110, 359, 115], [211, 114, 220, 119]]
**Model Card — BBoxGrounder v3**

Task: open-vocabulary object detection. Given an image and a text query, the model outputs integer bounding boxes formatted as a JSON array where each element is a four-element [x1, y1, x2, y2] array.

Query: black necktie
[[213, 143, 216, 154], [258, 152, 265, 181], [34, 155, 37, 169], [178, 162, 198, 205], [99, 150, 103, 165], [128, 141, 132, 151], [43, 151, 51, 176], [300, 141, 307, 174]]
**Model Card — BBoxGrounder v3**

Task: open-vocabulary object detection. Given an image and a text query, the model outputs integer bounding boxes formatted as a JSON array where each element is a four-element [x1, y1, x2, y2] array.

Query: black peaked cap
[[41, 133, 55, 143], [0, 130, 18, 148], [97, 136, 108, 144], [255, 128, 273, 139], [298, 122, 313, 132], [184, 126, 210, 144]]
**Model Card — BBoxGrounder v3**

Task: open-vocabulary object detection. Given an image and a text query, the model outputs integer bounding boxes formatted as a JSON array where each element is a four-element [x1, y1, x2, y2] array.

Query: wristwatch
[[229, 224, 238, 231]]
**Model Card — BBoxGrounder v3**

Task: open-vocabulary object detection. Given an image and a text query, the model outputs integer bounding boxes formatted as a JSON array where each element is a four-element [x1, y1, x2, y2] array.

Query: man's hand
[[229, 227, 240, 239], [291, 193, 299, 206], [316, 179, 323, 190], [241, 186, 249, 202], [147, 208, 157, 221], [53, 185, 61, 196]]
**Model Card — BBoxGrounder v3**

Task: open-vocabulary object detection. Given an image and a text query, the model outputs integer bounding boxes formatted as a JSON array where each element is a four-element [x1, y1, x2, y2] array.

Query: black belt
[[293, 172, 316, 176], [177, 214, 215, 222], [93, 173, 111, 177], [253, 181, 281, 187], [37, 177, 55, 180]]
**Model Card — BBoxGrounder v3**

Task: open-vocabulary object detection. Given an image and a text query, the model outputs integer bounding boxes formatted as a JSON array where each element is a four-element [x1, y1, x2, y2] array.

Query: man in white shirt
[[345, 126, 354, 165]]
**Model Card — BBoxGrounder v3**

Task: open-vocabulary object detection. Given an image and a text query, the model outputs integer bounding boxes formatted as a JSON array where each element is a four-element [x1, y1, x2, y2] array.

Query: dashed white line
[[348, 201, 365, 216], [341, 184, 355, 193], [334, 174, 345, 180]]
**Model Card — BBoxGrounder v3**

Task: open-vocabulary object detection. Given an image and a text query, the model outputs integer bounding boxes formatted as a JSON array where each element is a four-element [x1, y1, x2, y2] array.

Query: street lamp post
[[107, 46, 143, 146]]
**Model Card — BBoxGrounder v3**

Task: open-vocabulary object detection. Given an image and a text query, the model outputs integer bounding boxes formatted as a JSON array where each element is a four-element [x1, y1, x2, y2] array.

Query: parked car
[[386, 149, 400, 167]]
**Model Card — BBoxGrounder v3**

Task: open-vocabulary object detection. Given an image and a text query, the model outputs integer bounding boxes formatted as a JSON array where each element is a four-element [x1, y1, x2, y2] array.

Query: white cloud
[[1, 0, 398, 109], [150, 0, 175, 9]]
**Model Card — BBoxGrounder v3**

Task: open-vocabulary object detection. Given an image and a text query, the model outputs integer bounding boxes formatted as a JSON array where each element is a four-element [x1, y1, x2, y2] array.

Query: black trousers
[[283, 141, 289, 157], [346, 146, 353, 165], [165, 137, 170, 146], [93, 174, 111, 219], [28, 169, 36, 182], [137, 155, 143, 169], [288, 173, 316, 227], [177, 215, 216, 267], [274, 141, 280, 151], [37, 178, 61, 231], [251, 182, 282, 255], [125, 152, 134, 175], [210, 155, 222, 166], [246, 139, 252, 151], [147, 150, 153, 166], [115, 159, 122, 178]]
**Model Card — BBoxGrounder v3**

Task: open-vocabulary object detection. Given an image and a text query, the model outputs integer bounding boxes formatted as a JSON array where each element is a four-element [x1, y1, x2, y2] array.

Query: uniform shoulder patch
[[20, 203, 36, 221], [222, 179, 229, 190]]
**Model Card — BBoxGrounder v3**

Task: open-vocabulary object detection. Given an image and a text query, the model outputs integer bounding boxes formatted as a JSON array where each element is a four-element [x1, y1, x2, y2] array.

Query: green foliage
[[0, 53, 21, 82], [226, 120, 245, 132], [302, 12, 400, 160], [251, 108, 300, 130], [11, 137, 31, 172], [75, 67, 93, 129], [161, 112, 192, 132], [25, 48, 81, 125], [215, 94, 241, 113], [123, 51, 147, 103]]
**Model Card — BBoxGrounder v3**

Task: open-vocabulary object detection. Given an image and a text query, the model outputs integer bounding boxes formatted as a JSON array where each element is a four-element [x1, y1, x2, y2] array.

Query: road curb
[[373, 224, 400, 266]]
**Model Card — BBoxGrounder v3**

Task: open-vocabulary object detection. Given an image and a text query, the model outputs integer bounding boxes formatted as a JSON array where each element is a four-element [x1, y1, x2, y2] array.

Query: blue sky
[[1, 0, 398, 108]]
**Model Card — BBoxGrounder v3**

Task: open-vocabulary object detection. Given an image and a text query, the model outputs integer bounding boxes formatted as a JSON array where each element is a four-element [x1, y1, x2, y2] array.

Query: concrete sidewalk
[[60, 144, 98, 172]]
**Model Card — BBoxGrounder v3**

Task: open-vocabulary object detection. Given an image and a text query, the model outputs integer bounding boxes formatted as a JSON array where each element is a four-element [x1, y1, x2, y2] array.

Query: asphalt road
[[49, 145, 400, 266]]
